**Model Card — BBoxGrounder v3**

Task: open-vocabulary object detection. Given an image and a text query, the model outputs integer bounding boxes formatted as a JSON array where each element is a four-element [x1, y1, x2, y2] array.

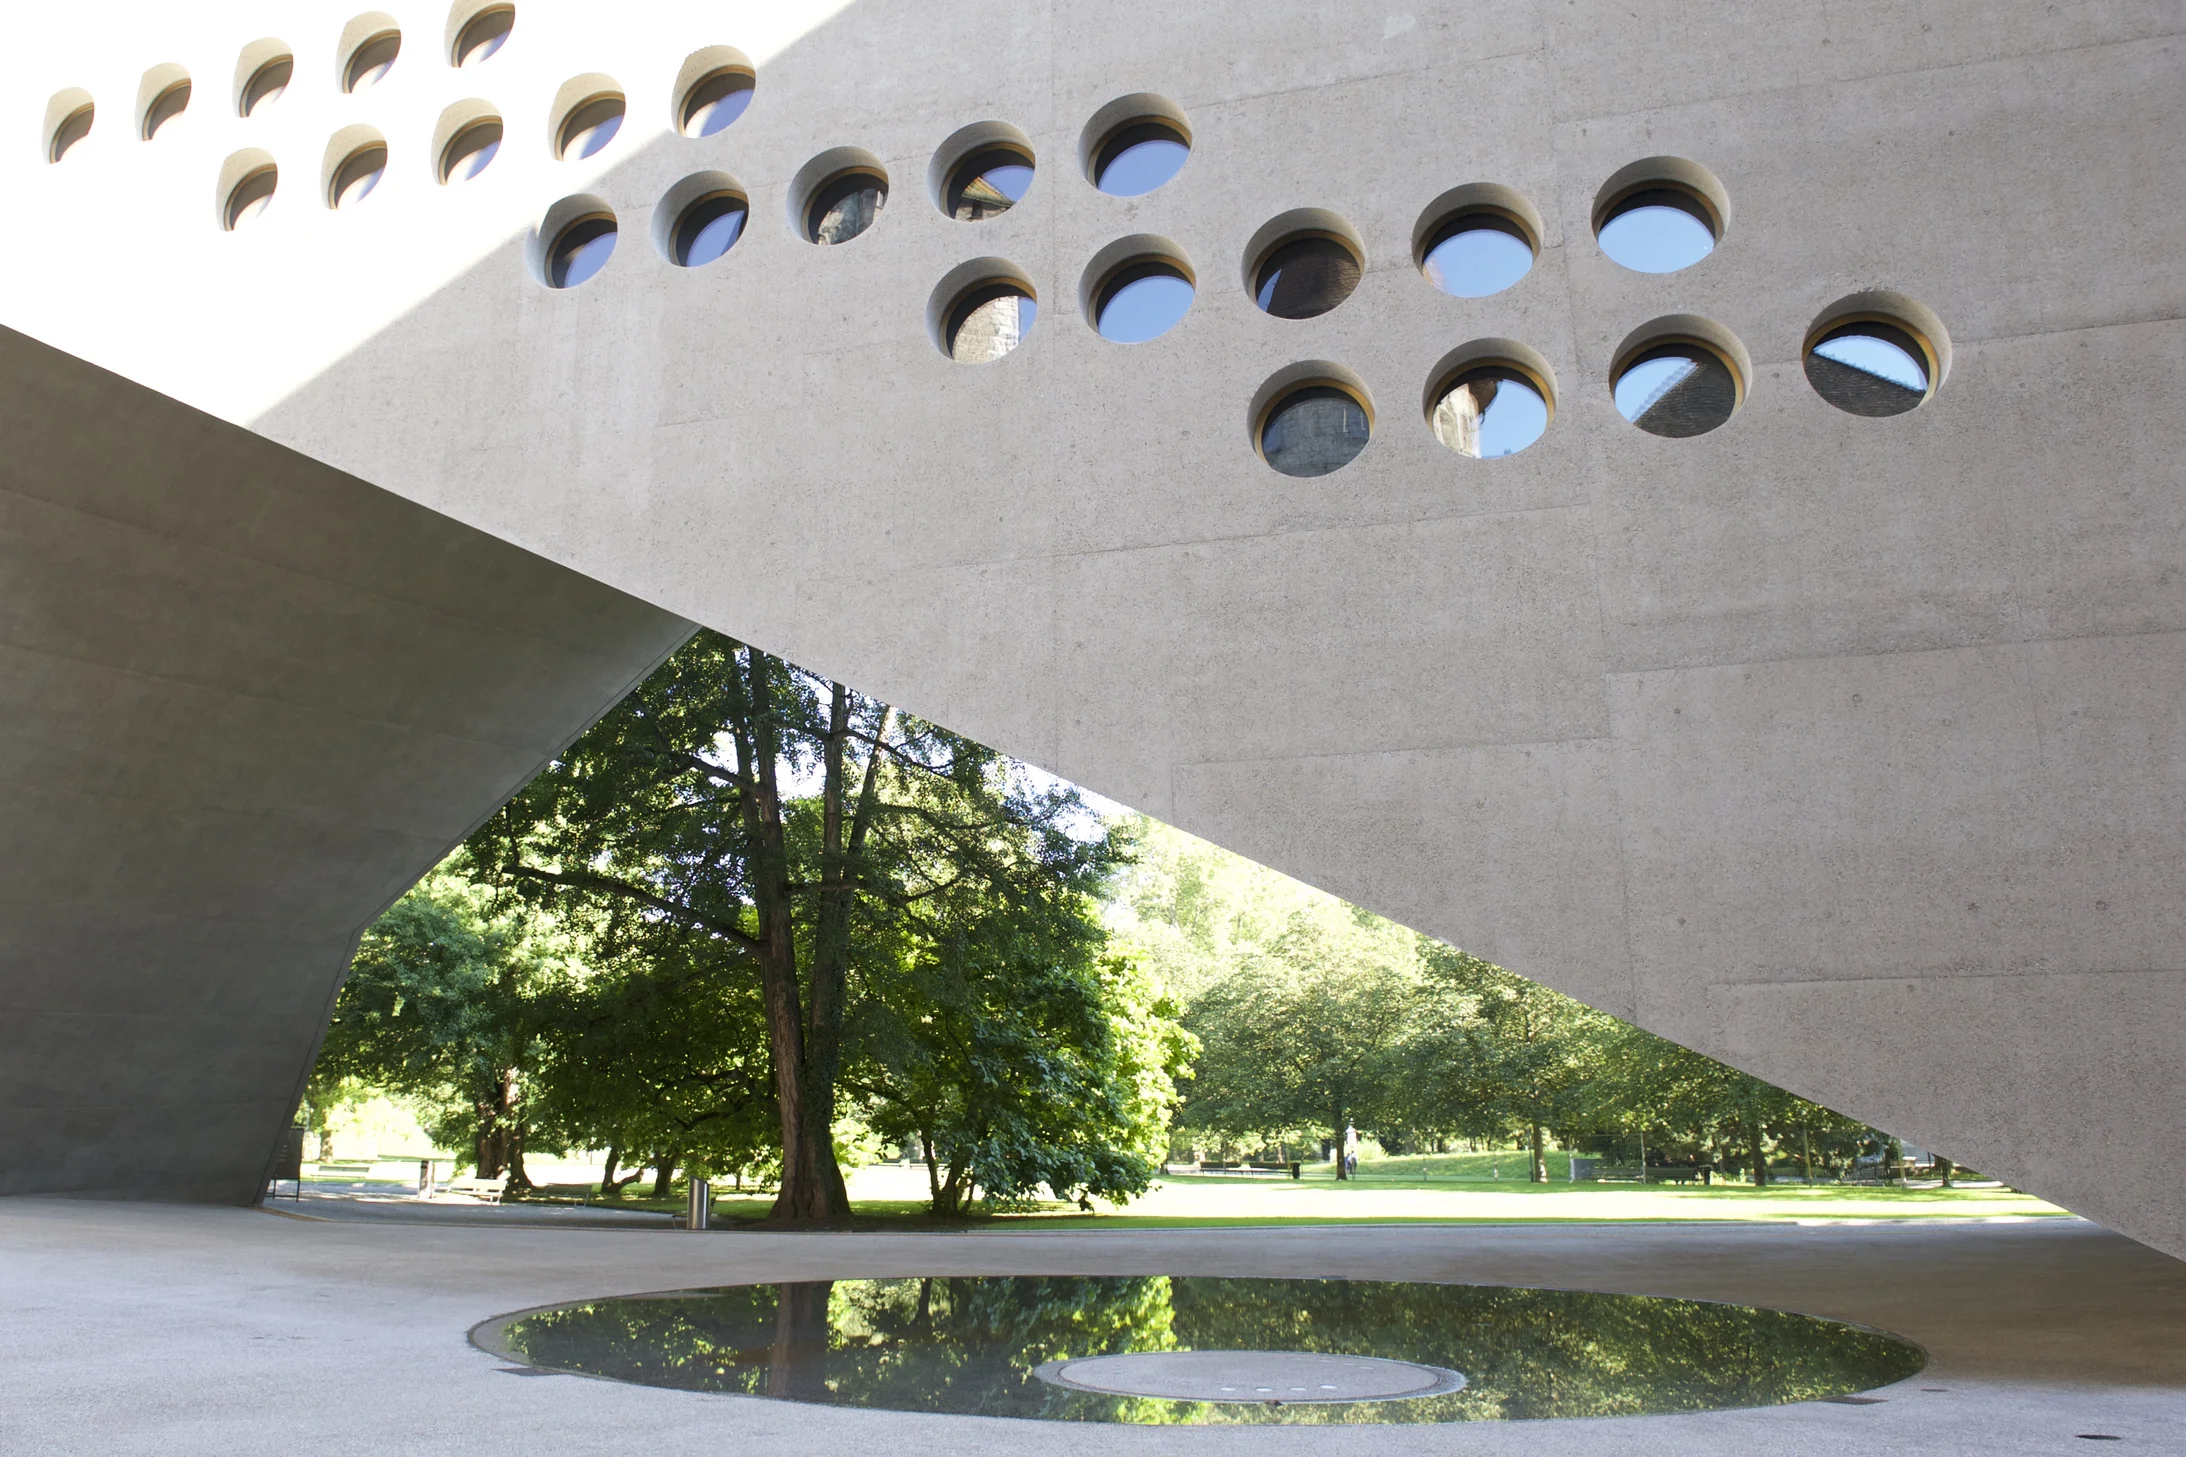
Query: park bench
[[1573, 1160, 1646, 1182], [440, 1175, 508, 1203], [1644, 1164, 1714, 1184], [1194, 1160, 1303, 1179]]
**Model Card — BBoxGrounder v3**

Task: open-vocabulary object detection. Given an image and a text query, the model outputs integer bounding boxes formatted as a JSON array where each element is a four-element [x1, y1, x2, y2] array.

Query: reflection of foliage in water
[[498, 1276, 1923, 1425]]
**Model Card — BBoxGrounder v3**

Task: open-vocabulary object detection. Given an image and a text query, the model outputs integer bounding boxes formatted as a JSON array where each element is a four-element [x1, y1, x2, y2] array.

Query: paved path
[[1, 1198, 2178, 1454]]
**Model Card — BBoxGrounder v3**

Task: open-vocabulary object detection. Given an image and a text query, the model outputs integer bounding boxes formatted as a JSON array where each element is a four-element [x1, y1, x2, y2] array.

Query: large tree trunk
[[1747, 1115, 1769, 1187], [767, 1281, 834, 1401], [738, 649, 853, 1223], [1529, 1120, 1548, 1183], [652, 1155, 676, 1199], [932, 1158, 969, 1217]]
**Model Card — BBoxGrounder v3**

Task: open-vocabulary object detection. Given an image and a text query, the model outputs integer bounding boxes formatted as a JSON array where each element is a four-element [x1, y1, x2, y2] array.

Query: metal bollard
[[686, 1177, 711, 1231]]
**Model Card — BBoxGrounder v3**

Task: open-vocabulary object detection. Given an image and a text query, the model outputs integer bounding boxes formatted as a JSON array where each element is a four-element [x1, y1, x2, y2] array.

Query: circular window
[[557, 92, 624, 159], [1095, 260, 1193, 343], [440, 117, 501, 182], [47, 95, 94, 163], [344, 29, 401, 92], [1082, 95, 1192, 197], [223, 163, 278, 230], [1427, 352, 1553, 459], [240, 55, 291, 116], [453, 5, 514, 67], [941, 277, 1037, 363], [1593, 159, 1726, 274], [945, 145, 1034, 221], [672, 191, 748, 267], [806, 169, 887, 245], [141, 75, 192, 141], [1416, 202, 1538, 299], [1256, 371, 1373, 478], [1093, 121, 1188, 196], [1248, 215, 1365, 320], [1806, 319, 1933, 416], [329, 142, 387, 208], [681, 67, 754, 136], [1612, 323, 1746, 438], [546, 212, 617, 288]]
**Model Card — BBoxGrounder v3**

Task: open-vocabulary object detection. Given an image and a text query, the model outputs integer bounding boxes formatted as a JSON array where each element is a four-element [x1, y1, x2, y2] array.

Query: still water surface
[[480, 1275, 1924, 1424]]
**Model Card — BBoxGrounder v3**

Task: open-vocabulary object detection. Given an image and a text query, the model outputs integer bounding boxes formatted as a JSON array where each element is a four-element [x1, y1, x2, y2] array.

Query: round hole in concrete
[[1593, 157, 1728, 273], [1426, 344, 1555, 459], [931, 259, 1037, 363], [1082, 93, 1191, 196], [1254, 364, 1373, 477]]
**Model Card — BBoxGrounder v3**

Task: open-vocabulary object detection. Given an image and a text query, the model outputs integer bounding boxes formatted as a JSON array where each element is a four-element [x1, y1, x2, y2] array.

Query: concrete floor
[[2, 1199, 2179, 1454]]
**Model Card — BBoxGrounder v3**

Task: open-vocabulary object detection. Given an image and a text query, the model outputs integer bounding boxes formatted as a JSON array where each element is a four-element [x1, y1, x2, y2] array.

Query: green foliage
[[1178, 912, 1421, 1157], [317, 873, 575, 1179], [499, 1275, 1924, 1422], [1118, 818, 1892, 1183], [323, 630, 1189, 1218]]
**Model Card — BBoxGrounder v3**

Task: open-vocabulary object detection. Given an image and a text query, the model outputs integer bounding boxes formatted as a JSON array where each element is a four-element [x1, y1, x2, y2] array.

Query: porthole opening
[[1592, 160, 1727, 275], [240, 56, 291, 116], [680, 67, 754, 137], [943, 278, 1037, 364], [453, 5, 514, 67], [47, 99, 94, 163], [946, 145, 1034, 221], [806, 169, 886, 245], [1806, 319, 1933, 416], [1420, 211, 1535, 298], [1615, 340, 1740, 437], [557, 92, 624, 159], [224, 165, 278, 230], [329, 143, 387, 208], [1260, 383, 1371, 477], [1430, 362, 1550, 459], [547, 213, 616, 288], [344, 29, 402, 92], [1252, 231, 1363, 320], [1092, 119, 1189, 196], [1095, 259, 1194, 343], [672, 191, 748, 267], [440, 118, 501, 182], [141, 78, 191, 141]]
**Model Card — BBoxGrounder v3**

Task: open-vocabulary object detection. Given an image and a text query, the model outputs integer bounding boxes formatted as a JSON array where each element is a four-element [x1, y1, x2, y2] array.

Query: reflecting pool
[[476, 1276, 1924, 1424]]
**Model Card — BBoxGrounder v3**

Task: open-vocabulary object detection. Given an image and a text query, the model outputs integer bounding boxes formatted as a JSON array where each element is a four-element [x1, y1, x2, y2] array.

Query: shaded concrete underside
[[0, 327, 692, 1202], [0, 1200, 2177, 1454]]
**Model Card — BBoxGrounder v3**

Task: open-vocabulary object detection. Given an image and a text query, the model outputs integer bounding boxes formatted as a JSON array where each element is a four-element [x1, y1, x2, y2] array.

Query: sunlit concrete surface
[[1, 1199, 2180, 1455], [1, 0, 2182, 1257]]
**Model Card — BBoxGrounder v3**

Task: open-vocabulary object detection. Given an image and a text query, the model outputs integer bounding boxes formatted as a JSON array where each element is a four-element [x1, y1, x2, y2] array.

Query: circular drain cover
[[1035, 1350, 1466, 1403]]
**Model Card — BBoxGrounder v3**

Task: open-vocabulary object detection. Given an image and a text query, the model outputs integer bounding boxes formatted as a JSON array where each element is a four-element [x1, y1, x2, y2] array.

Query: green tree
[[523, 919, 778, 1196], [466, 629, 1153, 1222], [1178, 908, 1422, 1174], [316, 873, 571, 1184], [1411, 943, 1616, 1181]]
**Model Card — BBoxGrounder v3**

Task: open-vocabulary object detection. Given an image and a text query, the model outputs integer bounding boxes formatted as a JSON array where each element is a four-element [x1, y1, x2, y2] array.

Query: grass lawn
[[493, 1159, 2069, 1232]]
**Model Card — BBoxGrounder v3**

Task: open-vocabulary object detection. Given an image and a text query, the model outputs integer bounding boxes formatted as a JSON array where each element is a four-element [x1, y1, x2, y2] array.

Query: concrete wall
[[1, 3, 2180, 1252], [0, 326, 690, 1202]]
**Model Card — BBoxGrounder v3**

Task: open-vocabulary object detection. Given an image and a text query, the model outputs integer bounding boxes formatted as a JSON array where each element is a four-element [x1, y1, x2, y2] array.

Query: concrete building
[[1, 0, 2181, 1265]]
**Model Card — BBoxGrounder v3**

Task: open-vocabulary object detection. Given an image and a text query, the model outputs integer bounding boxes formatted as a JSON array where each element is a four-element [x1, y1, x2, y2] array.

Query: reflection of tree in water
[[500, 1276, 1922, 1425], [506, 1275, 1180, 1418], [1169, 1280, 1923, 1421]]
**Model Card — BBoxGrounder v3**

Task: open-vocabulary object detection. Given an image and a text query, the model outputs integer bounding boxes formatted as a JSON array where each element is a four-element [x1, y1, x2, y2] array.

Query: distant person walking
[[1342, 1124, 1360, 1180]]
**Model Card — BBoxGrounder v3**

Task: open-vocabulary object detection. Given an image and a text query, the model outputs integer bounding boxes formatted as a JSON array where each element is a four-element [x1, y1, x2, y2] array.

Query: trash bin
[[687, 1178, 711, 1231]]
